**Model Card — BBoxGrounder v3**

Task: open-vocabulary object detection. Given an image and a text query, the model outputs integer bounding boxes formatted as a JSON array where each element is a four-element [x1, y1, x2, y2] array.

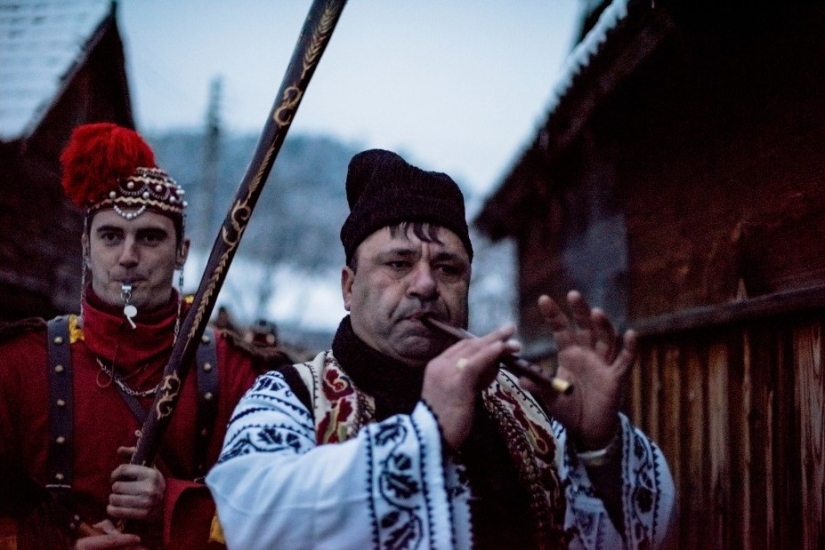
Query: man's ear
[[176, 237, 191, 268], [341, 266, 355, 312]]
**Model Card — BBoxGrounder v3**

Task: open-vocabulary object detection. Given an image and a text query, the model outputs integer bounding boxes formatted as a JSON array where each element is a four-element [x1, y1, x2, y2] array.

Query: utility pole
[[199, 76, 223, 254]]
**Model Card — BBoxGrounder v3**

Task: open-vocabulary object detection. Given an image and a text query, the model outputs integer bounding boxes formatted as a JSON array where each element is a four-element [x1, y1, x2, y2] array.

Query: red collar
[[81, 288, 179, 372]]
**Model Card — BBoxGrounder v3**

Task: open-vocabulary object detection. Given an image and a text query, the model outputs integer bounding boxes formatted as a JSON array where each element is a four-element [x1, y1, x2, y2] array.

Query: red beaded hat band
[[90, 166, 187, 219], [60, 123, 187, 220]]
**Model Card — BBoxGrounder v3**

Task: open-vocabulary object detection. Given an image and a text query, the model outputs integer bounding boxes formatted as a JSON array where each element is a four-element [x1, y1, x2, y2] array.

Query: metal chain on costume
[[96, 358, 159, 397], [174, 263, 184, 343], [79, 215, 89, 321]]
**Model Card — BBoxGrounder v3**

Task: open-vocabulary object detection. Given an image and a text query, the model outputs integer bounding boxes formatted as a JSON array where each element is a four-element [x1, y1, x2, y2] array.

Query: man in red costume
[[0, 123, 290, 549]]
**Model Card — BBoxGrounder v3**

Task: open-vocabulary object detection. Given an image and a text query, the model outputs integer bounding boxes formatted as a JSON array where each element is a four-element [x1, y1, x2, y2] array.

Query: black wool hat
[[340, 149, 473, 263]]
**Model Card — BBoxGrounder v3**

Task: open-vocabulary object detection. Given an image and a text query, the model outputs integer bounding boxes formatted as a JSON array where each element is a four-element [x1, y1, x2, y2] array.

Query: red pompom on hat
[[60, 122, 186, 219]]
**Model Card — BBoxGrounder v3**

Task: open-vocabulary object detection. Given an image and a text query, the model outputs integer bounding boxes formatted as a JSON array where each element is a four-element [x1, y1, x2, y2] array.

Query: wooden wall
[[475, 5, 825, 548], [630, 288, 825, 549], [0, 16, 133, 322], [611, 10, 825, 319]]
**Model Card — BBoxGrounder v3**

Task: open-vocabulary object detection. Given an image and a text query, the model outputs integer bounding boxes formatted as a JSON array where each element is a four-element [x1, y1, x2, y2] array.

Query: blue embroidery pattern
[[625, 423, 666, 550], [370, 417, 425, 550], [217, 372, 314, 464], [554, 413, 669, 549]]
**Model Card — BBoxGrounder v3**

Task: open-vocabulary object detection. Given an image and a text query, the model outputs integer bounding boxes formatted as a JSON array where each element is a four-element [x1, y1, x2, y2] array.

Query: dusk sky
[[116, 1, 583, 328], [118, 1, 581, 196]]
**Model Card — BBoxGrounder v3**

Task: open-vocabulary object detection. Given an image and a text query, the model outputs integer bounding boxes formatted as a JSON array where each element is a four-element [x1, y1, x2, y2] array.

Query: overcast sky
[[118, 0, 582, 196]]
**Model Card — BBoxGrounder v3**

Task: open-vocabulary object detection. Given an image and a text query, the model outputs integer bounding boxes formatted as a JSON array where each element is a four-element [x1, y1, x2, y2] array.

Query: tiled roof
[[0, 0, 112, 141]]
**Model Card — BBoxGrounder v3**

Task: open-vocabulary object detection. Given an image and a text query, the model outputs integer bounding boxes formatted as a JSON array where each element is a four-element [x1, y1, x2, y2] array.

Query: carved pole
[[131, 0, 348, 467]]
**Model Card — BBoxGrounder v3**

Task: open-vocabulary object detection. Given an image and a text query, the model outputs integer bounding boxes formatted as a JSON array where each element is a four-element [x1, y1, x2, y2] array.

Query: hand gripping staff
[[130, 0, 348, 469]]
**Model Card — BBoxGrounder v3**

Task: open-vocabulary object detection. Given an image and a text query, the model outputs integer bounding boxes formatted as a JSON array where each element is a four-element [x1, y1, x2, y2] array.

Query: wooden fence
[[630, 286, 825, 549]]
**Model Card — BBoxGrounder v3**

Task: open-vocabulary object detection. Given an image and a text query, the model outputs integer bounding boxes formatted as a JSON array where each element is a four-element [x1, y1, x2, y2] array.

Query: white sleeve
[[557, 413, 677, 550], [205, 371, 464, 550]]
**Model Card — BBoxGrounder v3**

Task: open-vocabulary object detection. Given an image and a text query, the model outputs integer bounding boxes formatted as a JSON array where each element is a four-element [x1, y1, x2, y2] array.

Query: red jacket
[[0, 290, 289, 548]]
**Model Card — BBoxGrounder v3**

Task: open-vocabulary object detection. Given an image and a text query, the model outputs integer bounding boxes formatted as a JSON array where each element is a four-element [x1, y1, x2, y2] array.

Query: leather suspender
[[195, 328, 218, 479], [46, 319, 220, 489], [46, 316, 73, 494]]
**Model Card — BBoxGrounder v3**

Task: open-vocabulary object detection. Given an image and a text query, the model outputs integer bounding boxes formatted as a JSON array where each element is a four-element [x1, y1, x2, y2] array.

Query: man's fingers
[[110, 490, 153, 505], [611, 330, 637, 375], [111, 478, 154, 496], [423, 324, 519, 450], [538, 294, 575, 349], [111, 464, 162, 485], [109, 463, 164, 523], [117, 446, 136, 460], [74, 520, 142, 549], [91, 519, 120, 535], [108, 486, 163, 522], [483, 323, 518, 344], [567, 290, 596, 347], [591, 308, 617, 362], [107, 505, 148, 522], [452, 340, 512, 387], [74, 534, 143, 550], [109, 494, 153, 514], [107, 499, 153, 520], [441, 324, 516, 361]]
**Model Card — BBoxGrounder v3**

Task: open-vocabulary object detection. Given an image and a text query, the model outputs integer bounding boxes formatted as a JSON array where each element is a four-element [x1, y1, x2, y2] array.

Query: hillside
[[147, 131, 357, 271]]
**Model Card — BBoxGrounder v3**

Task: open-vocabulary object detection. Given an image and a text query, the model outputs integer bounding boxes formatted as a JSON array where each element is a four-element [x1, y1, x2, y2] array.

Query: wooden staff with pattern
[[130, 0, 348, 468]]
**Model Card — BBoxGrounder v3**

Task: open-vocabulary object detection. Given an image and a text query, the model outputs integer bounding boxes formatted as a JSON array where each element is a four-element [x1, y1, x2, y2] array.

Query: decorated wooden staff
[[131, 0, 348, 467]]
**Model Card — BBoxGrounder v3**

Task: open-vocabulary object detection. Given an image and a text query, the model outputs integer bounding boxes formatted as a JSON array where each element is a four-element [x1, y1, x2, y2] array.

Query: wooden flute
[[422, 316, 573, 395]]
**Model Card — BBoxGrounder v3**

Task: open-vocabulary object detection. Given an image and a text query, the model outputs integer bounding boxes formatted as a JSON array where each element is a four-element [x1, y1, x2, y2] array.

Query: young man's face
[[341, 224, 471, 368], [85, 209, 188, 311]]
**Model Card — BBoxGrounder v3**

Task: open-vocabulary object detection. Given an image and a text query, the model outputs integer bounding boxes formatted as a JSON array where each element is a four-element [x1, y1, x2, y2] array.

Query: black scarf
[[331, 316, 423, 420]]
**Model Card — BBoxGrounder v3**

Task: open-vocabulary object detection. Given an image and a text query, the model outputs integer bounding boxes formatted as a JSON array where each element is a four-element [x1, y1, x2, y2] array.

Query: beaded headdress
[[60, 123, 187, 221], [61, 123, 188, 327]]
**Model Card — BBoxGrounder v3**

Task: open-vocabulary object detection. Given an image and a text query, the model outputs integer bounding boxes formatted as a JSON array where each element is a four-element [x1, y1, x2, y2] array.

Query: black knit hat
[[340, 149, 473, 263]]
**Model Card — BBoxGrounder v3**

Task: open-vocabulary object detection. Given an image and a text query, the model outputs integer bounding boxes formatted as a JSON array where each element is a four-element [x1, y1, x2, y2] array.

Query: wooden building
[[0, 0, 134, 321], [476, 0, 824, 548]]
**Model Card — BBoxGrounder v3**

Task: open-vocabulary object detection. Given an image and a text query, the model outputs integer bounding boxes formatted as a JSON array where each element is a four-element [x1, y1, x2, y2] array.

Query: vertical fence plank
[[725, 329, 745, 550], [773, 323, 802, 548], [662, 344, 681, 494], [707, 341, 730, 549], [764, 340, 776, 549], [682, 342, 706, 550], [737, 329, 752, 550], [794, 323, 825, 550], [650, 344, 663, 441], [745, 324, 771, 550]]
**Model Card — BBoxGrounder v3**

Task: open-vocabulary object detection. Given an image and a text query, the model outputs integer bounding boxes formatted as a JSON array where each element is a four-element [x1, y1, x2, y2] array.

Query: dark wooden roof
[[0, 0, 125, 142]]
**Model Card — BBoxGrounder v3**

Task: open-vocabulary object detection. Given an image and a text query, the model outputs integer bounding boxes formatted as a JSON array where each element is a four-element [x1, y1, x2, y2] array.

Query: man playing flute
[[207, 149, 676, 549]]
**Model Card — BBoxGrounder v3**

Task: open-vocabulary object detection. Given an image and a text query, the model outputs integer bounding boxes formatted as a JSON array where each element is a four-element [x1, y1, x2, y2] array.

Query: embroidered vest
[[293, 351, 571, 549]]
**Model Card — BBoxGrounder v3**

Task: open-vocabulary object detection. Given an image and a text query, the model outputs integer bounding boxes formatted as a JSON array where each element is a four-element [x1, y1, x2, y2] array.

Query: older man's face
[[342, 225, 471, 368]]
